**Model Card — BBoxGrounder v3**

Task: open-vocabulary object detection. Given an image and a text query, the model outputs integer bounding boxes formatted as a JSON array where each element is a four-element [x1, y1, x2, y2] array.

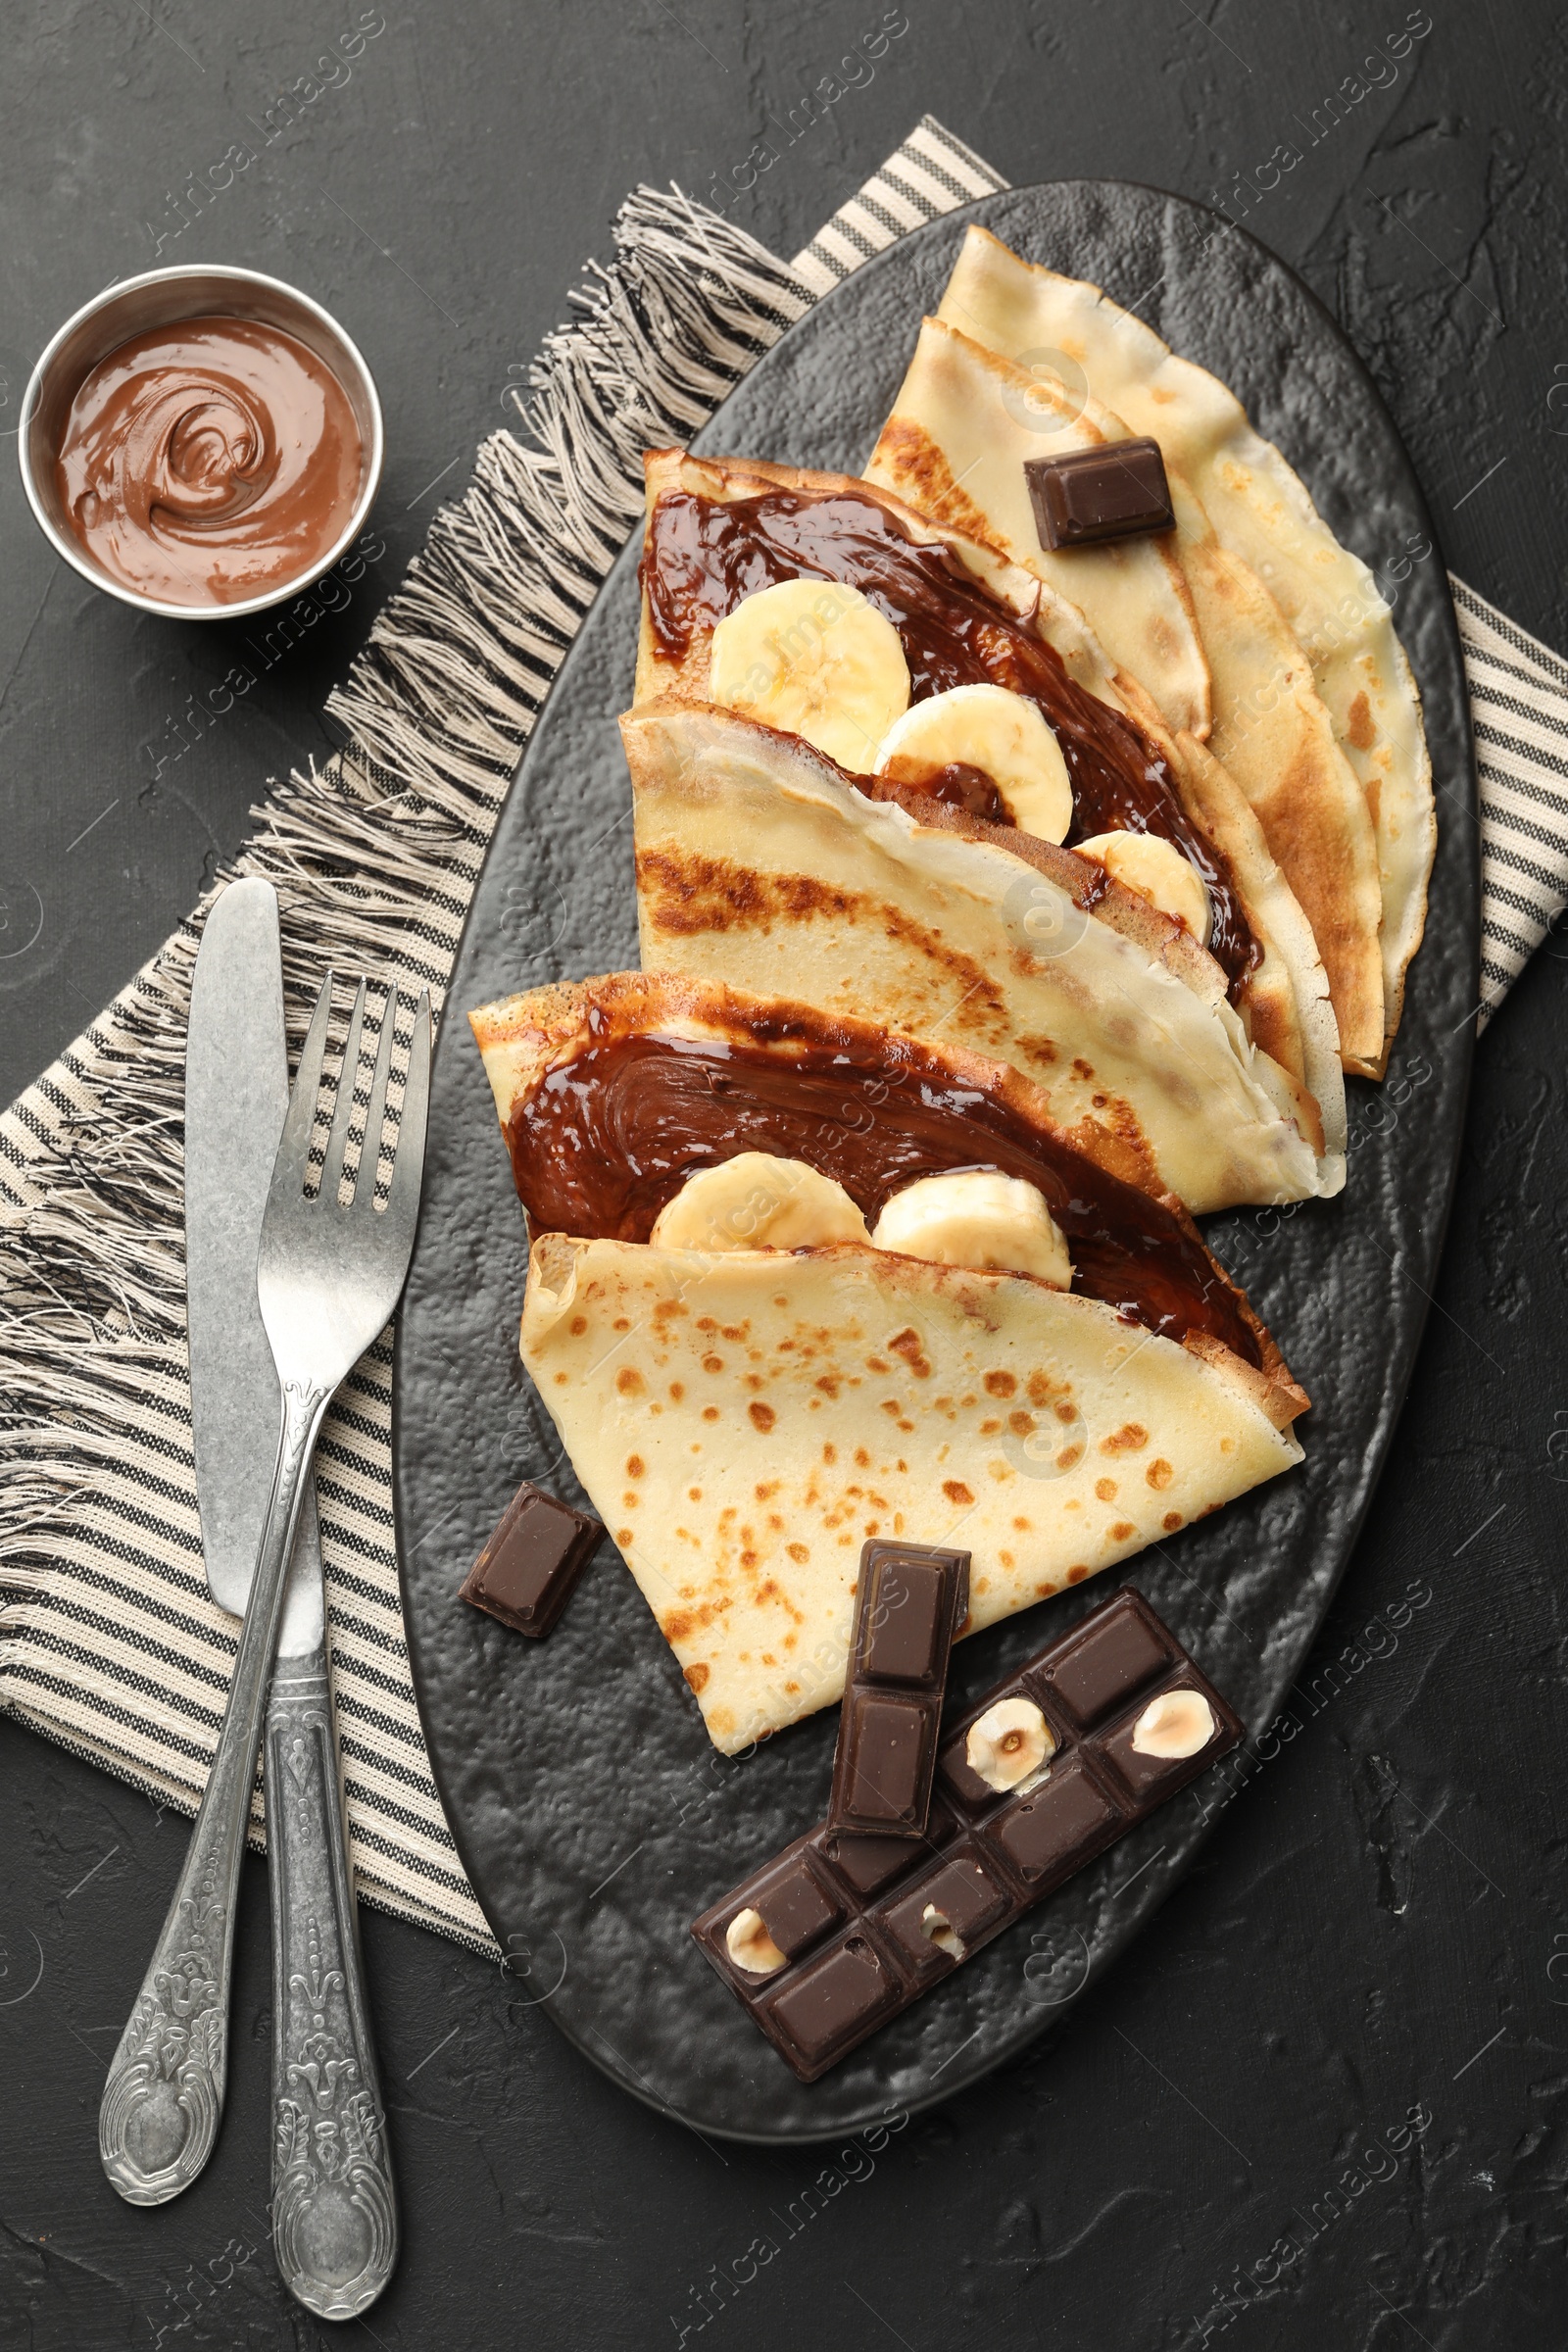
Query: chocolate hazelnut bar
[[691, 1587, 1241, 2082]]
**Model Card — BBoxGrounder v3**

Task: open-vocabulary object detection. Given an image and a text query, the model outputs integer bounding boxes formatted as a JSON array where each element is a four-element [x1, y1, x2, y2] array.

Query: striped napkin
[[0, 120, 1561, 1955]]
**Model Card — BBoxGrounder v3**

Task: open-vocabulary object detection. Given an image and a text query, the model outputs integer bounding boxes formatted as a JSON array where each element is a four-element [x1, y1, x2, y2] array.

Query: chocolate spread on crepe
[[506, 1017, 1259, 1366], [625, 708, 1348, 1209], [55, 317, 362, 607], [640, 485, 1261, 999]]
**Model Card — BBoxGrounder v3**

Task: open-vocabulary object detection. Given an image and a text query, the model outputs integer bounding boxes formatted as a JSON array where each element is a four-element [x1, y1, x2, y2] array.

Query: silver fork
[[100, 975, 429, 2296]]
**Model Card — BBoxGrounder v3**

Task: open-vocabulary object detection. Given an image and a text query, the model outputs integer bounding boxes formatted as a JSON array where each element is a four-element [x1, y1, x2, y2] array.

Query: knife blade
[[186, 876, 321, 1654]]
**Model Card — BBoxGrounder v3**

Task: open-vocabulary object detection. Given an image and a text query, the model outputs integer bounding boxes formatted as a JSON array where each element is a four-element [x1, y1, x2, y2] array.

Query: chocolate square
[[990, 1756, 1122, 1887], [860, 1550, 951, 1683], [459, 1479, 604, 1639], [815, 1822, 939, 1900], [938, 1728, 1001, 1816], [764, 1934, 902, 2078], [1034, 1593, 1171, 1729], [839, 1693, 936, 1831], [877, 1845, 1014, 1978], [749, 1852, 843, 1961], [1024, 439, 1176, 551]]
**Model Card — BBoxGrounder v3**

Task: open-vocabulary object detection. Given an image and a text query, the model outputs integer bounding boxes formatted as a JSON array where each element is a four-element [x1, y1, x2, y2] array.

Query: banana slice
[[870, 1169, 1071, 1287], [875, 682, 1072, 842], [650, 1152, 868, 1252], [1075, 829, 1211, 946], [708, 578, 909, 771]]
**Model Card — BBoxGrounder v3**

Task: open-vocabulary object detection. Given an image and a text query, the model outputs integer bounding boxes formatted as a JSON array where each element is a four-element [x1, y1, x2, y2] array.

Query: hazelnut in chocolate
[[692, 1587, 1241, 2082]]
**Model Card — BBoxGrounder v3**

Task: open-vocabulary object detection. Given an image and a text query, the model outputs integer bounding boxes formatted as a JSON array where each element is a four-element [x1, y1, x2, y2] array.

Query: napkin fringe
[[326, 187, 807, 808]]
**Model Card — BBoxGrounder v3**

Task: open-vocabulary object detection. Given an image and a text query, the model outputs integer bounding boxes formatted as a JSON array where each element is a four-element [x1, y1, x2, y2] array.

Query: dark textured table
[[3, 4, 1565, 2344]]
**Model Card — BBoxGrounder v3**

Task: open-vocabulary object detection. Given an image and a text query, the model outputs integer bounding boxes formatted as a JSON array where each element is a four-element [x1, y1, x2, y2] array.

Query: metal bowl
[[17, 264, 384, 622]]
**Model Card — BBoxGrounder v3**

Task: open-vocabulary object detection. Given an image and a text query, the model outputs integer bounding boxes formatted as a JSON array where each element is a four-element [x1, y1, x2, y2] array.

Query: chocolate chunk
[[459, 1479, 604, 1639], [765, 1935, 902, 2076], [1035, 1592, 1172, 1727], [815, 1807, 956, 1898], [827, 1541, 969, 1839], [861, 1550, 956, 1682], [989, 1756, 1120, 1887], [749, 1852, 843, 1962], [691, 1585, 1242, 2082], [878, 1846, 1012, 1978], [1024, 439, 1176, 551], [837, 1693, 935, 1831]]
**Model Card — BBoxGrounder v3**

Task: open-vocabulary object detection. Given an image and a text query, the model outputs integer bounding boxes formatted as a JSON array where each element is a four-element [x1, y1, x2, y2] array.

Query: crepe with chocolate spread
[[865, 314, 1388, 1076], [468, 972, 1307, 1752], [631, 450, 1344, 1175], [625, 701, 1344, 1212], [924, 224, 1434, 1068]]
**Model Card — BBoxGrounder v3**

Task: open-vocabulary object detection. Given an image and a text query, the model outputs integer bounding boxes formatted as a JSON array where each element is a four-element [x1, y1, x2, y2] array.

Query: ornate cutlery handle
[[99, 1378, 329, 2205], [267, 1643, 398, 2318]]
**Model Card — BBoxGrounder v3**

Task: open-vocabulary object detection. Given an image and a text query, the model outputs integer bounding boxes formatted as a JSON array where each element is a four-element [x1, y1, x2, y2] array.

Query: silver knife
[[105, 878, 397, 2315], [100, 878, 318, 2210]]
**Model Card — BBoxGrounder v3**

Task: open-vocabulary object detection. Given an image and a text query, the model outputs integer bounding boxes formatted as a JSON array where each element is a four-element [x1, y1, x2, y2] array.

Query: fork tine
[[385, 992, 431, 1227], [318, 977, 367, 1207], [270, 974, 336, 1201], [353, 987, 398, 1204]]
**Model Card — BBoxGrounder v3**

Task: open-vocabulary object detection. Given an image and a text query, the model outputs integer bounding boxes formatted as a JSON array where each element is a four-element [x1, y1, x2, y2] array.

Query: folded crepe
[[625, 701, 1344, 1211], [632, 449, 1343, 1157], [925, 224, 1435, 1066], [866, 313, 1388, 1076], [469, 971, 1307, 1752]]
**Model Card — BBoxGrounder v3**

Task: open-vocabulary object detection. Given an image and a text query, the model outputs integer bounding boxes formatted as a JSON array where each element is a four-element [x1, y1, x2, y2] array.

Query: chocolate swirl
[[55, 317, 363, 608]]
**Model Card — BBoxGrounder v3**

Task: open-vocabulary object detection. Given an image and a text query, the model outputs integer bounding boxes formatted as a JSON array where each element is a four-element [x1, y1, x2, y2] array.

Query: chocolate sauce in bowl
[[55, 316, 363, 607]]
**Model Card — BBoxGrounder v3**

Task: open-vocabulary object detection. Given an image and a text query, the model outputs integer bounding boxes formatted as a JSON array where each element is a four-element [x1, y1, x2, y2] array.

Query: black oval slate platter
[[392, 180, 1477, 2142]]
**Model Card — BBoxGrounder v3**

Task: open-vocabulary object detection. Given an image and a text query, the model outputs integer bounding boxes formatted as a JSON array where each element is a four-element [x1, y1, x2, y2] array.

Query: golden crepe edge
[[864, 311, 1389, 1077], [934, 221, 1435, 1069]]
